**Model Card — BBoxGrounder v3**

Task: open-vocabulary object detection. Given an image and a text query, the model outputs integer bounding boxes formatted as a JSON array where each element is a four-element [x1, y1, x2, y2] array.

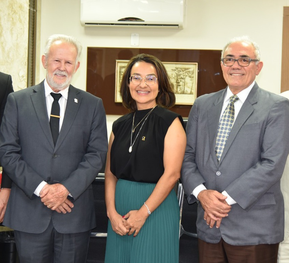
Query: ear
[[256, 61, 263, 75], [41, 55, 47, 69], [74, 61, 80, 73]]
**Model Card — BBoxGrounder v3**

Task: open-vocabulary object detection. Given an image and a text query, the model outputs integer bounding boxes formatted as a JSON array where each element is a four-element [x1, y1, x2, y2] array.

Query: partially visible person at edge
[[0, 34, 108, 263], [278, 91, 289, 263], [104, 53, 186, 263], [181, 36, 289, 263], [0, 71, 13, 223]]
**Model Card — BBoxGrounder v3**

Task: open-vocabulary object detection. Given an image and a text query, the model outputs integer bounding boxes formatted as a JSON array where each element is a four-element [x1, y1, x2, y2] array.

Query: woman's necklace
[[131, 107, 155, 133], [129, 106, 157, 153]]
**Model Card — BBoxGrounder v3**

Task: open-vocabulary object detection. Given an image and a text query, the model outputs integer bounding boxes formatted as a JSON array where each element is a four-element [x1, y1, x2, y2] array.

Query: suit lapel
[[208, 90, 226, 166], [55, 86, 81, 149], [219, 85, 258, 163], [30, 82, 54, 147]]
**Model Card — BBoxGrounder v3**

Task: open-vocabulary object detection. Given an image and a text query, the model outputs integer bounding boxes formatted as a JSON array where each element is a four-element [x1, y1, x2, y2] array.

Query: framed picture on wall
[[165, 62, 198, 105], [115, 60, 129, 103], [115, 60, 198, 105]]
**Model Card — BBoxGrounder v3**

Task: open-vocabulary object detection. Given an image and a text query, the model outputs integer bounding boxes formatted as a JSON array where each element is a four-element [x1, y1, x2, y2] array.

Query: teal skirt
[[105, 179, 180, 263]]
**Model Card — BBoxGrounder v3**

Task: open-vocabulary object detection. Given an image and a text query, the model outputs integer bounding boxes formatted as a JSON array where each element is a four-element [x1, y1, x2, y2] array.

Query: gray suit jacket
[[0, 82, 108, 234], [182, 83, 289, 245]]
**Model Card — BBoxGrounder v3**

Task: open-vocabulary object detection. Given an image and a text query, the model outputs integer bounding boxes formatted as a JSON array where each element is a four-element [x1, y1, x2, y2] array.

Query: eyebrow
[[225, 54, 250, 58], [131, 73, 157, 76]]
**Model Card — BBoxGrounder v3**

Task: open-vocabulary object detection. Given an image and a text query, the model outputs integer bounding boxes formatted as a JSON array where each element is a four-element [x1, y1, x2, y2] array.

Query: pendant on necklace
[[129, 146, 132, 153]]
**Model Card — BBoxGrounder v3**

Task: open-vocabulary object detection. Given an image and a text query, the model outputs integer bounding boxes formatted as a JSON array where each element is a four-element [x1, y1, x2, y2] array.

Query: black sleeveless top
[[110, 106, 184, 183]]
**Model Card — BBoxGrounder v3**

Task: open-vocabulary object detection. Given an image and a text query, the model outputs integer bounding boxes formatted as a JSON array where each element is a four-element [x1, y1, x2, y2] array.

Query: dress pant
[[14, 221, 91, 263], [198, 238, 279, 263]]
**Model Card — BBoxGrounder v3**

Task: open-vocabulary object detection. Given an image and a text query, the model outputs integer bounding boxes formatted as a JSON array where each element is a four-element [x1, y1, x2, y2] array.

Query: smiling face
[[129, 61, 159, 110], [42, 40, 80, 92], [221, 41, 263, 94]]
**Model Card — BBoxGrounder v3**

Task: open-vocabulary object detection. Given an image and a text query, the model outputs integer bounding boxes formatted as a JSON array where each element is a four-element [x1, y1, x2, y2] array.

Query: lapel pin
[[142, 136, 146, 141], [74, 98, 78, 103]]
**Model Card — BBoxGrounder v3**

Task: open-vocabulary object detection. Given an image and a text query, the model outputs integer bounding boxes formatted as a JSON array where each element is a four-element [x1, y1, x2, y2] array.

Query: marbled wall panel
[[0, 0, 29, 91]]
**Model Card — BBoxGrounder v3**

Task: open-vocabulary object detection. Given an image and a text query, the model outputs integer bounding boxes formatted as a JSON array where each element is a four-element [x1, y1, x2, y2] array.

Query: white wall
[[37, 0, 289, 132]]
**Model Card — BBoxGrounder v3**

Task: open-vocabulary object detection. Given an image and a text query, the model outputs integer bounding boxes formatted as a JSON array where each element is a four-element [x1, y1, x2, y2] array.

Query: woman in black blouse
[[104, 54, 186, 263]]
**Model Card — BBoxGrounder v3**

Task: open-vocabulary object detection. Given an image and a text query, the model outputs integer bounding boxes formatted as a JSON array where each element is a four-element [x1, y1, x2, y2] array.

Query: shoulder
[[70, 85, 102, 103], [253, 86, 289, 106], [195, 89, 224, 105], [9, 85, 39, 99], [113, 113, 132, 131], [154, 106, 179, 119], [0, 72, 11, 81], [153, 106, 184, 128], [280, 90, 289, 100]]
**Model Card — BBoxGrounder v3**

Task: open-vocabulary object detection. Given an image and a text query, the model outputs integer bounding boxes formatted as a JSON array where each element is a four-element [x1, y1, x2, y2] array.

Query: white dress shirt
[[34, 81, 69, 196]]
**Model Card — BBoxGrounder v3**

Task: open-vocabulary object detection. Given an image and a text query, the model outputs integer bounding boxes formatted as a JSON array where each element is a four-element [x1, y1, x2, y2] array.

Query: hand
[[0, 188, 11, 223], [198, 190, 231, 223], [109, 211, 129, 236], [123, 209, 148, 237], [55, 198, 74, 214], [40, 183, 69, 210], [204, 211, 223, 229]]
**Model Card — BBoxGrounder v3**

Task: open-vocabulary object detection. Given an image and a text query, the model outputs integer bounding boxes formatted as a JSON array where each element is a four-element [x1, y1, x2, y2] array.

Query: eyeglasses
[[130, 75, 158, 85], [221, 57, 259, 67]]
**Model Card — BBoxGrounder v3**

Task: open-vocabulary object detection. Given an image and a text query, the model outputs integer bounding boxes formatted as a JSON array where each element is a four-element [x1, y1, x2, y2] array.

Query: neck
[[136, 103, 157, 111]]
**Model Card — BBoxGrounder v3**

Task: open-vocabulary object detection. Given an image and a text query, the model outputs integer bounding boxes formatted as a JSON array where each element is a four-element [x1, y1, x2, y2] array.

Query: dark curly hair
[[120, 53, 175, 111]]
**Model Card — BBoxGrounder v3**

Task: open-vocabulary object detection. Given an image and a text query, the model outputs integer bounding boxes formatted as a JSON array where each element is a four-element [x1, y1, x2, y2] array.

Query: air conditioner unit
[[80, 0, 185, 28]]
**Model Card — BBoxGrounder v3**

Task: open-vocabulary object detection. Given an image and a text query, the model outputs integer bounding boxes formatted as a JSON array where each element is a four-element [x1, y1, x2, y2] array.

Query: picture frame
[[115, 60, 198, 105], [115, 60, 129, 103]]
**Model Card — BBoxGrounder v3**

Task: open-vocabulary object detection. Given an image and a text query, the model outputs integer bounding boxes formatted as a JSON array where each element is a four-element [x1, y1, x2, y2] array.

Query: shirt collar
[[225, 81, 255, 104], [44, 79, 69, 100]]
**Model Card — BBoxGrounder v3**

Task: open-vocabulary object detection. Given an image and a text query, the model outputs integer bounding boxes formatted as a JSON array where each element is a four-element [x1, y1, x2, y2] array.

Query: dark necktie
[[215, 95, 239, 161], [50, 93, 62, 145]]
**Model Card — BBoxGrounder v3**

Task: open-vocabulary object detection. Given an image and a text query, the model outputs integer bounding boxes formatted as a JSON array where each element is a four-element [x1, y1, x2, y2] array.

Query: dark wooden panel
[[87, 47, 226, 117]]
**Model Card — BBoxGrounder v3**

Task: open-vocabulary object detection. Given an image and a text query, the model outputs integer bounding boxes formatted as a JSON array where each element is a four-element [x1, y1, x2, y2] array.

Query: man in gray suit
[[0, 34, 108, 263], [182, 36, 289, 263], [0, 71, 13, 222], [278, 91, 289, 263]]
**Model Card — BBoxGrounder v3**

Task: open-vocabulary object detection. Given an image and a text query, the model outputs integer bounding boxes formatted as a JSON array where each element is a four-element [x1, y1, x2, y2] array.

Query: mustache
[[53, 70, 68, 77]]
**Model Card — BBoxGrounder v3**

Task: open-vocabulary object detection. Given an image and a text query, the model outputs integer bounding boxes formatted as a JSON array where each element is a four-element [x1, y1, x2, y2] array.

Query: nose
[[59, 61, 66, 70], [139, 78, 148, 87], [232, 59, 241, 68]]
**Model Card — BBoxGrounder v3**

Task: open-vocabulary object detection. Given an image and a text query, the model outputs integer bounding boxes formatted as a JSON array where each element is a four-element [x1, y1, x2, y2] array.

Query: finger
[[58, 206, 67, 214], [209, 219, 216, 228], [122, 212, 130, 220], [133, 230, 139, 237], [40, 184, 52, 198], [216, 219, 222, 229], [128, 229, 134, 236], [61, 203, 72, 213], [0, 212, 4, 223], [65, 199, 74, 209]]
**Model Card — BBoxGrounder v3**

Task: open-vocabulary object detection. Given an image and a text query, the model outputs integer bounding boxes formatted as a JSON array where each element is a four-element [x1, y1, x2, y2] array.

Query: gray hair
[[43, 34, 82, 62], [221, 36, 261, 61]]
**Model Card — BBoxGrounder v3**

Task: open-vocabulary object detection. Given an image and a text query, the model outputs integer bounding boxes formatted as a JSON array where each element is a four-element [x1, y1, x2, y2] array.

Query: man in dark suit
[[0, 34, 108, 263], [0, 71, 13, 223], [181, 36, 289, 263]]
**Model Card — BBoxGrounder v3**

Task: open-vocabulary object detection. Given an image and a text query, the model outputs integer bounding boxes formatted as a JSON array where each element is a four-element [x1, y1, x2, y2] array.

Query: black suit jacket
[[0, 72, 13, 188]]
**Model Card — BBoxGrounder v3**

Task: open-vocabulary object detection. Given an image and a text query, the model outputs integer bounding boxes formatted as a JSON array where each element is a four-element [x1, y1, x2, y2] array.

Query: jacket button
[[216, 171, 221, 176]]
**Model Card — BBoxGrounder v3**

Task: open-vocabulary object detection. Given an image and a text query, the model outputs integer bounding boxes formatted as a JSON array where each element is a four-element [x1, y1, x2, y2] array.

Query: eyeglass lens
[[222, 57, 257, 67]]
